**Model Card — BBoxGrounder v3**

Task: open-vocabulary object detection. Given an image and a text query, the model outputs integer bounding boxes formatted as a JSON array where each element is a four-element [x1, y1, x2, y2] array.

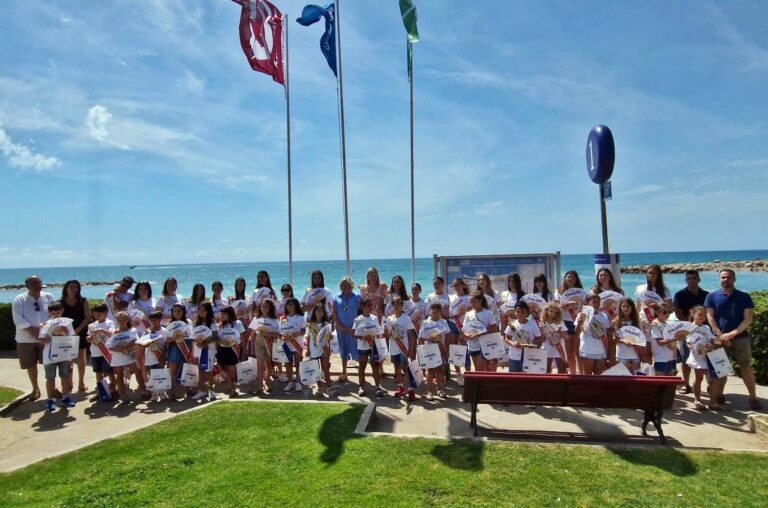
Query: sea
[[1, 250, 767, 303]]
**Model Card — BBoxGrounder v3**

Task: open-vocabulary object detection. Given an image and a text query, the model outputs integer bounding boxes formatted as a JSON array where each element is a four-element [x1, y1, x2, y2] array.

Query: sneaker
[[437, 390, 447, 399], [283, 382, 295, 392], [348, 361, 359, 369], [294, 383, 303, 392], [46, 399, 56, 412], [394, 385, 405, 398], [191, 391, 207, 400], [375, 387, 386, 398], [357, 387, 366, 397], [208, 390, 218, 401], [62, 396, 76, 408], [407, 389, 415, 402], [425, 392, 434, 401], [457, 374, 465, 387], [278, 374, 289, 382]]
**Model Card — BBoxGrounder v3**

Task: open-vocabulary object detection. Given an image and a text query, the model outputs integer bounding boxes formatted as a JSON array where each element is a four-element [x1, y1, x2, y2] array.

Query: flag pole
[[408, 39, 416, 285], [335, 0, 351, 276], [285, 13, 294, 285]]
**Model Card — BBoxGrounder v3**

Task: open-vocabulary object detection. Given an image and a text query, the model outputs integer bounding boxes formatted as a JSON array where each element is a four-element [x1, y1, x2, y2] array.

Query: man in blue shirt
[[333, 276, 360, 384], [704, 269, 759, 410]]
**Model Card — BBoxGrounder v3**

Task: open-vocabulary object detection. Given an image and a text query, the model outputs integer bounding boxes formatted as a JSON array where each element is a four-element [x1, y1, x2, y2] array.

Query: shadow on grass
[[609, 447, 698, 477], [318, 406, 364, 465], [430, 438, 485, 471]]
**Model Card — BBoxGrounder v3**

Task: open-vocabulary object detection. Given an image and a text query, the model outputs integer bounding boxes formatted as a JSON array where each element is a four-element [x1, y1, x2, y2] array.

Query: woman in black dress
[[61, 280, 92, 392]]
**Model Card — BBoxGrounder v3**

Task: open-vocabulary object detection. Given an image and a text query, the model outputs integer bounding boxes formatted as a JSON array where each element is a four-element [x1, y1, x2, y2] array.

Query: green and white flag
[[399, 0, 419, 77]]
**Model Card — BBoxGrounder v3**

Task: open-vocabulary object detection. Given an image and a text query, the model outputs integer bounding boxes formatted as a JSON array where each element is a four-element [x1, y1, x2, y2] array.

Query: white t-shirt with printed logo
[[504, 319, 541, 361], [387, 313, 416, 357], [88, 319, 116, 358]]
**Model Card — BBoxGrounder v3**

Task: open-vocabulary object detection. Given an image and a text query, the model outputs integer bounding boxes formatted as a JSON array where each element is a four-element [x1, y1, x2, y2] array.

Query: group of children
[[36, 266, 724, 412]]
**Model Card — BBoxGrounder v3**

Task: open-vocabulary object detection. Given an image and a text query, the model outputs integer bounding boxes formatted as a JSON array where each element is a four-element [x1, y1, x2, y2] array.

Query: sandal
[[32, 389, 41, 401], [709, 404, 725, 411], [425, 393, 434, 401], [677, 385, 692, 395], [78, 385, 88, 393], [694, 401, 708, 411]]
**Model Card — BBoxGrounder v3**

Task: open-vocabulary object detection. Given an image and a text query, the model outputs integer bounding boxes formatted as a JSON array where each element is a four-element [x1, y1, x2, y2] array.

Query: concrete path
[[0, 355, 765, 473]]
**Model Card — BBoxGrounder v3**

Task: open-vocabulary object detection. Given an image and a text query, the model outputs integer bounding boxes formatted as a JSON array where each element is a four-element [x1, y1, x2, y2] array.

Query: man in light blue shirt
[[11, 276, 55, 400]]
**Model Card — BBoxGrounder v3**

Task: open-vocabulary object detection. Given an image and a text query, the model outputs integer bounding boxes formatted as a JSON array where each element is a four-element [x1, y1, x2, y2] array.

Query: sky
[[1, 0, 767, 268]]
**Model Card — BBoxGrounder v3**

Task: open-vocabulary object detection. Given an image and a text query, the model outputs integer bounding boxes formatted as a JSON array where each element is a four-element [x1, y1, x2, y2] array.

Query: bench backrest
[[462, 373, 681, 411]]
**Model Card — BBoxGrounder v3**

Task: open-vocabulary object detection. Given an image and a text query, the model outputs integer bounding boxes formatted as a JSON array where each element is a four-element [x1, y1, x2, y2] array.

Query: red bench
[[462, 373, 683, 444]]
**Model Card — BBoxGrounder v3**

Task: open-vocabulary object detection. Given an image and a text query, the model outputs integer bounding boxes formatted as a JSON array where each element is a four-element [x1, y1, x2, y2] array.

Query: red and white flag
[[234, 0, 285, 85]]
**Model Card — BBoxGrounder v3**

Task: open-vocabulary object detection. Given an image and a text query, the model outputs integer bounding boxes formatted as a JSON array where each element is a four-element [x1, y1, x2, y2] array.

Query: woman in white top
[[500, 273, 525, 329], [635, 264, 672, 303], [533, 274, 554, 302], [185, 283, 206, 324], [155, 277, 183, 324], [131, 281, 156, 317], [251, 270, 277, 312], [554, 270, 584, 374], [461, 291, 500, 373], [302, 270, 333, 317], [384, 275, 414, 317], [210, 281, 228, 323], [476, 273, 500, 316]]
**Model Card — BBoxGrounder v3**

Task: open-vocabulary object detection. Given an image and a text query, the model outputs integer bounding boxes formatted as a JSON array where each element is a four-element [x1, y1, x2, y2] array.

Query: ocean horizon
[[1, 249, 767, 303]]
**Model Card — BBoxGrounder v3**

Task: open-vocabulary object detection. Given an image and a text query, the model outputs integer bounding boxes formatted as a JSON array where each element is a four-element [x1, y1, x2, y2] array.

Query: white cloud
[[0, 123, 60, 171], [622, 184, 666, 196], [85, 105, 128, 149]]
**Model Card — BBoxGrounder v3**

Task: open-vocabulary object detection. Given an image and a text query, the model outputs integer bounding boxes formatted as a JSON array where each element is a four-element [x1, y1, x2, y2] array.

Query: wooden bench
[[462, 373, 683, 444]]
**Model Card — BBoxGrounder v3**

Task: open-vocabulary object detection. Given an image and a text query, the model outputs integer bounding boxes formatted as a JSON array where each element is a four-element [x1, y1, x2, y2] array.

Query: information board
[[434, 253, 561, 295]]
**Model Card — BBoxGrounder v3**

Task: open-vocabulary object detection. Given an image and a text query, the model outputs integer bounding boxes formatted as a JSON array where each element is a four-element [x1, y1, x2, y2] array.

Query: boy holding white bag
[[38, 301, 77, 412], [418, 302, 451, 400], [138, 311, 169, 401], [383, 296, 418, 401]]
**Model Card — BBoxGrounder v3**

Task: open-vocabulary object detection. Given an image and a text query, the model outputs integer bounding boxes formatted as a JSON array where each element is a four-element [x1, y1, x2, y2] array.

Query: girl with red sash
[[612, 298, 645, 373], [305, 302, 333, 397]]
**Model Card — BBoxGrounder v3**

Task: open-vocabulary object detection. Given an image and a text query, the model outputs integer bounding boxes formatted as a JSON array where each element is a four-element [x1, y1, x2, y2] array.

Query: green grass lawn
[[1, 402, 767, 507], [0, 386, 22, 406]]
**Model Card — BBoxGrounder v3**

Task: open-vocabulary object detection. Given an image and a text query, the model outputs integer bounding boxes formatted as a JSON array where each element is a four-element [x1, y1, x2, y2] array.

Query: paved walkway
[[0, 356, 765, 472]]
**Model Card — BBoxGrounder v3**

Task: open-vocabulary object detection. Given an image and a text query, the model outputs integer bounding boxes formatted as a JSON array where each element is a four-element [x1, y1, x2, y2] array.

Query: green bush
[[0, 303, 14, 351], [748, 291, 768, 385]]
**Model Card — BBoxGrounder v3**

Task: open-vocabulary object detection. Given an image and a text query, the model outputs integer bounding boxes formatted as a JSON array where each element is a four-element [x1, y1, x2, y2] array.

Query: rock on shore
[[621, 260, 768, 274], [0, 281, 120, 291]]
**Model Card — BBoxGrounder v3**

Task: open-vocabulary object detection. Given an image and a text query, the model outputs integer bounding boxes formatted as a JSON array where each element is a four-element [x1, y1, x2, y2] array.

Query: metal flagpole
[[285, 14, 294, 285], [335, 0, 351, 276], [408, 39, 416, 285]]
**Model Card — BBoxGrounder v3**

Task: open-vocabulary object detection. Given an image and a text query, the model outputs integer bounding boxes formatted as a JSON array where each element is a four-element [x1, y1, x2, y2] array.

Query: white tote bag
[[374, 337, 390, 360], [272, 340, 289, 364], [299, 359, 322, 386], [407, 359, 424, 387], [417, 342, 443, 369], [706, 348, 734, 379], [448, 344, 468, 367], [236, 358, 257, 385], [478, 332, 505, 361], [329, 332, 340, 354], [522, 348, 548, 374], [147, 368, 172, 391], [49, 336, 79, 363], [180, 363, 200, 388]]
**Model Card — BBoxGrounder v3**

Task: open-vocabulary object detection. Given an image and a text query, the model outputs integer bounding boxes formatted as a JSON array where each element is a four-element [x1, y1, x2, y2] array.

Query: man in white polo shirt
[[11, 276, 55, 400]]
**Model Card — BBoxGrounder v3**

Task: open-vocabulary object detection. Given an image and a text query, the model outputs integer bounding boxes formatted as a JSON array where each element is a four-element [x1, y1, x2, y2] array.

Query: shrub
[[748, 291, 768, 385]]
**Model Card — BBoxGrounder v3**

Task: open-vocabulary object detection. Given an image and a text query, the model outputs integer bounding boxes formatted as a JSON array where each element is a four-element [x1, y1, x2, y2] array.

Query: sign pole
[[599, 183, 609, 255], [284, 14, 293, 285]]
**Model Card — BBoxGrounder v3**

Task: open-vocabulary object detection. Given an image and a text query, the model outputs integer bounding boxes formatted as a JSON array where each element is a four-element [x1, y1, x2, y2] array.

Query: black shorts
[[79, 335, 89, 350], [216, 347, 239, 366]]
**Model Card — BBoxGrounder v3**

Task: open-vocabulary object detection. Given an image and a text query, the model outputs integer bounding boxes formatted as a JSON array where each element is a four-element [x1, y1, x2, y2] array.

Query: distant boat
[[129, 266, 137, 269]]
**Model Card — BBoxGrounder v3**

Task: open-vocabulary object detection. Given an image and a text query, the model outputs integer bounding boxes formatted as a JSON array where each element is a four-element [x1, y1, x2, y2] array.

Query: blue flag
[[296, 3, 336, 76]]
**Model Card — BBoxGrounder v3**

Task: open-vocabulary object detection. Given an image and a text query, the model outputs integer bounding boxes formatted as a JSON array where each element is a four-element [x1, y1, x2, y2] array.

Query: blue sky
[[1, 0, 766, 268]]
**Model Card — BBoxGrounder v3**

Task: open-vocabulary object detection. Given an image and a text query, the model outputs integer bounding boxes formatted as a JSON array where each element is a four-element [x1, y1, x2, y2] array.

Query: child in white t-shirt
[[87, 303, 117, 402], [685, 305, 722, 410], [539, 303, 568, 374], [383, 297, 417, 401], [353, 298, 385, 397], [191, 302, 219, 400], [305, 302, 334, 397], [107, 311, 144, 401], [281, 298, 307, 393], [575, 293, 613, 375], [461, 291, 500, 373], [650, 303, 680, 376], [39, 301, 77, 411], [503, 301, 542, 373], [417, 302, 450, 400]]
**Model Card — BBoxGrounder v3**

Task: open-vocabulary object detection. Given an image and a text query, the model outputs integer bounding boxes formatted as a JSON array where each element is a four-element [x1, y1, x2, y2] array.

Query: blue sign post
[[586, 125, 615, 254]]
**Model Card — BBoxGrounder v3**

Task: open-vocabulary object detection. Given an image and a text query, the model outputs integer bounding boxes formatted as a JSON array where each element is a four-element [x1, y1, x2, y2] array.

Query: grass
[[1, 402, 767, 507], [0, 386, 22, 406]]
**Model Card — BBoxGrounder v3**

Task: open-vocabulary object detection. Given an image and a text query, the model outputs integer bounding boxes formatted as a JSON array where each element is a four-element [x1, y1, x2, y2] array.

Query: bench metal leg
[[642, 409, 667, 444], [470, 383, 479, 437]]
